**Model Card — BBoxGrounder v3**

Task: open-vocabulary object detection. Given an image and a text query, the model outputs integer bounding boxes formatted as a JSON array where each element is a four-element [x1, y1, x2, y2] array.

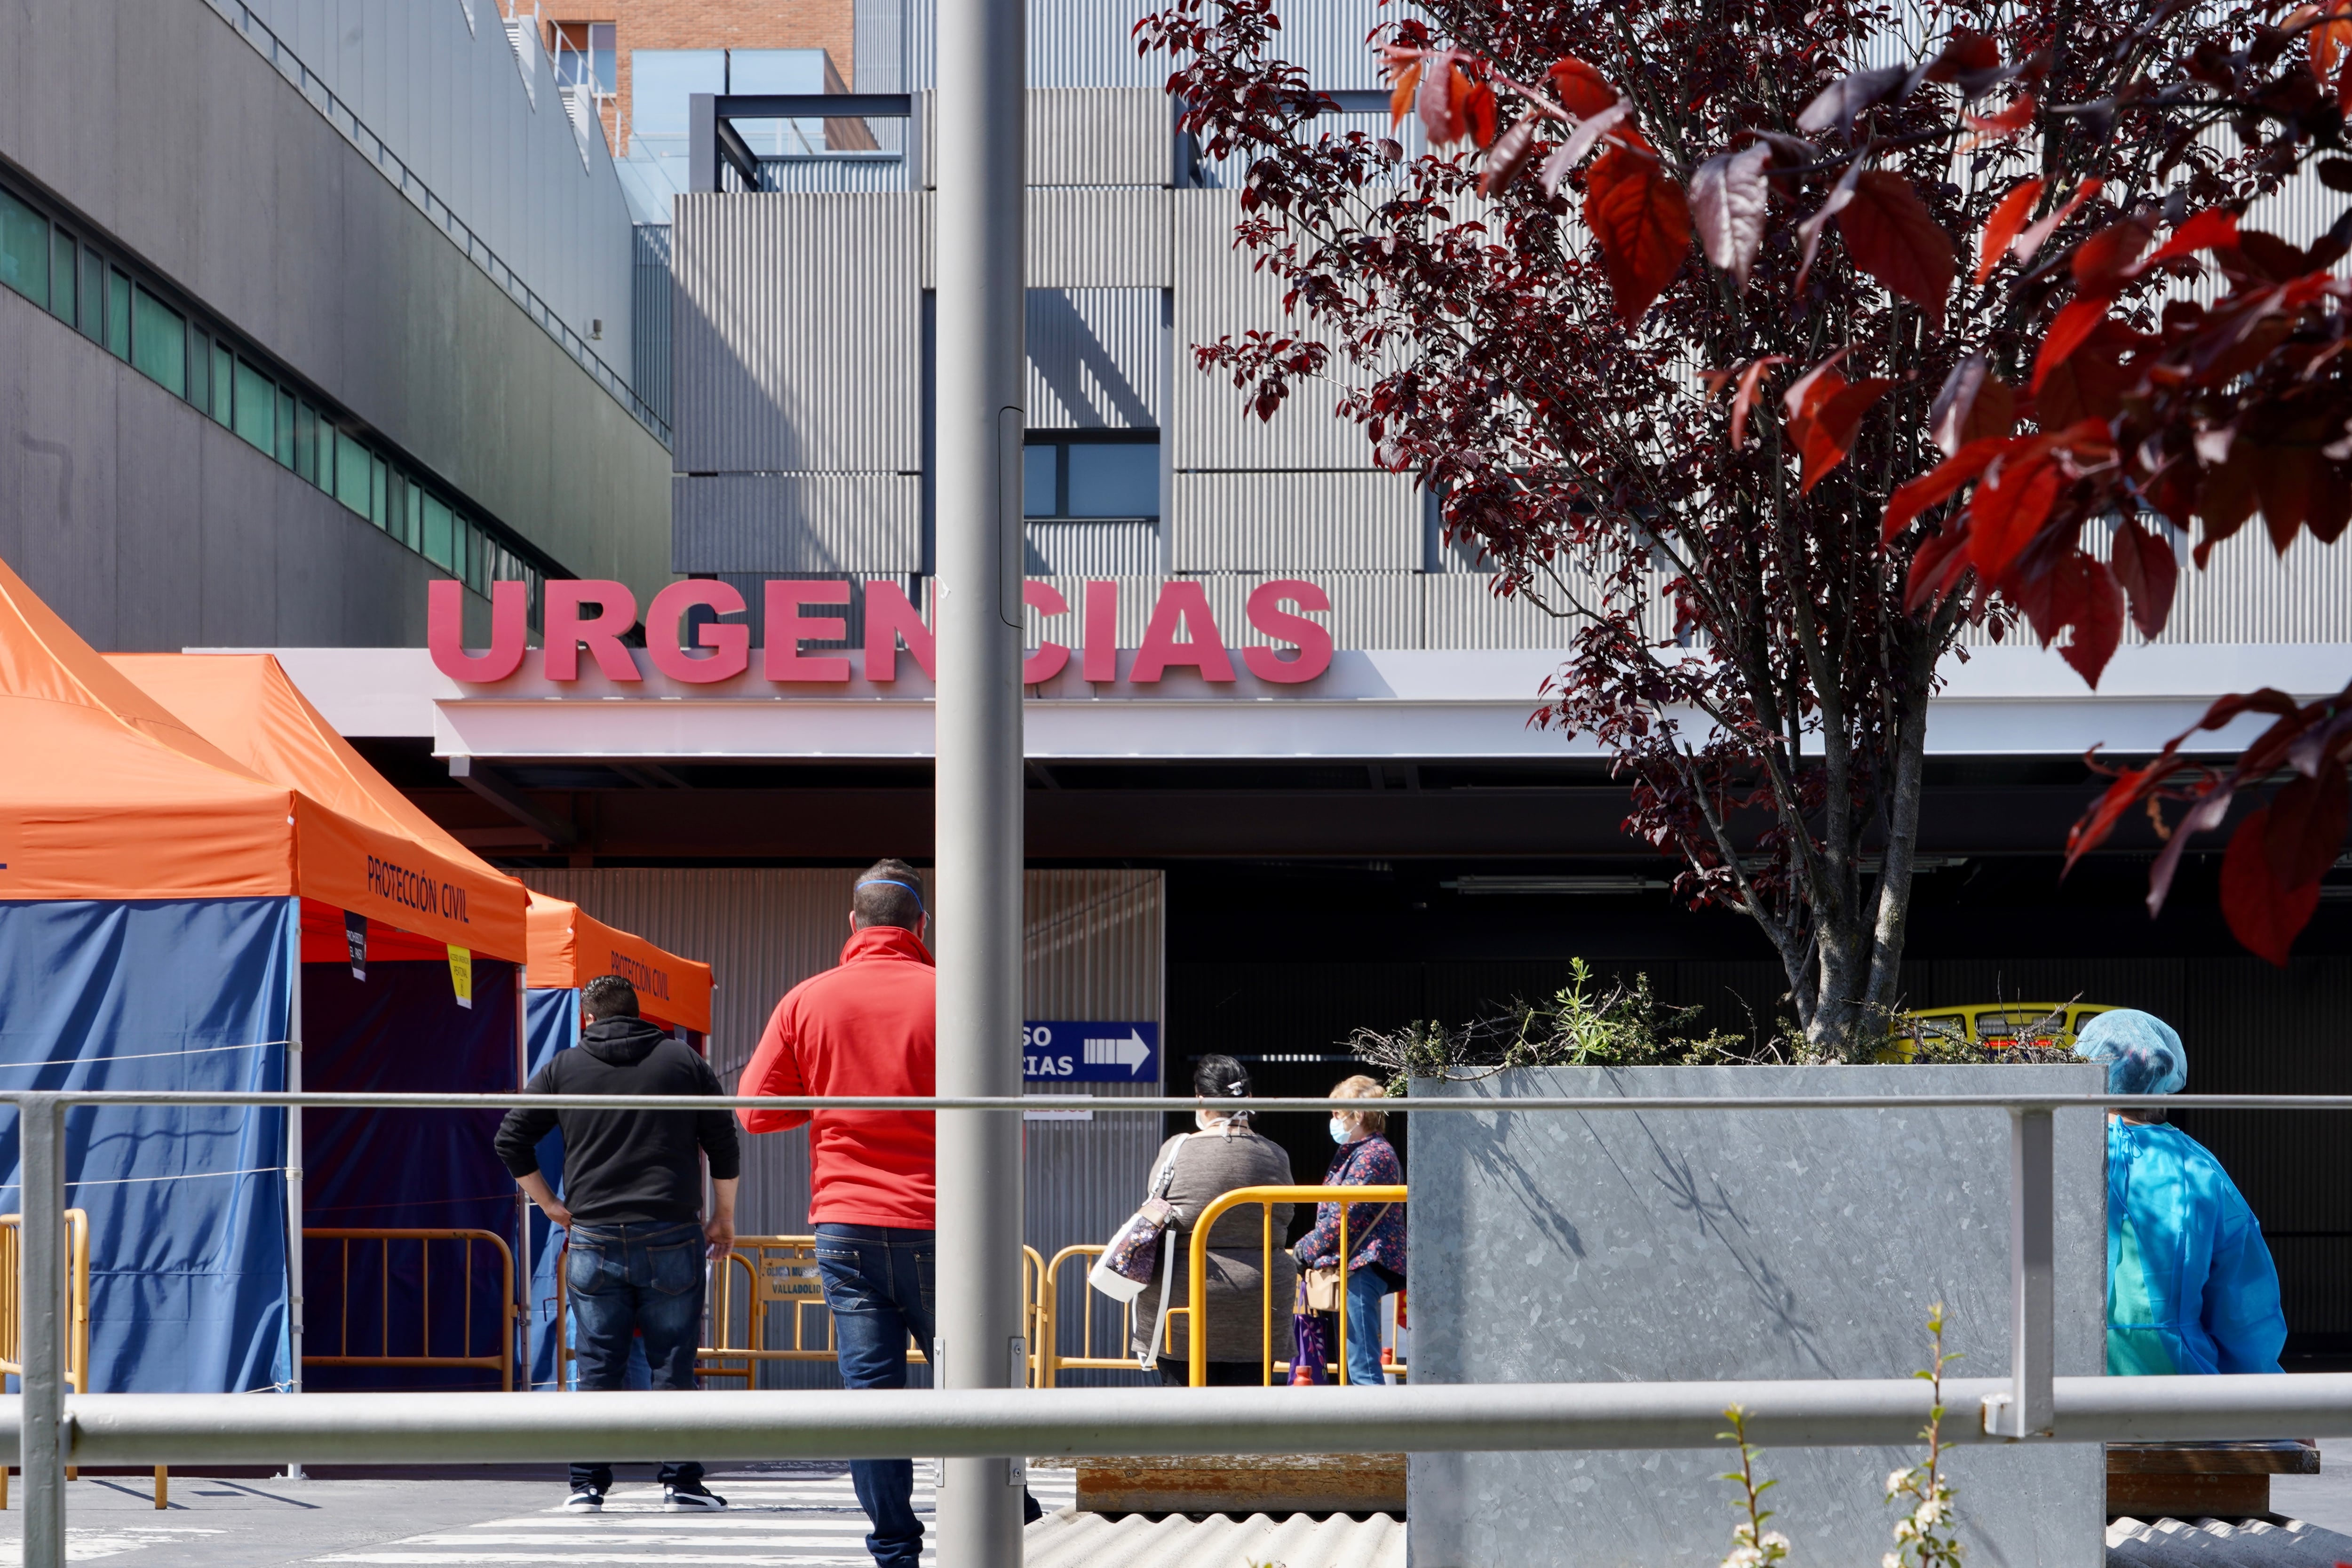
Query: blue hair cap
[[2072, 1008, 2187, 1097]]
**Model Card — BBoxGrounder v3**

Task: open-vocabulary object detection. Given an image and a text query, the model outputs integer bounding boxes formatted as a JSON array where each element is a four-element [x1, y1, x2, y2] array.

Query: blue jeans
[[1343, 1267, 1390, 1386], [816, 1225, 937, 1568], [566, 1219, 707, 1492]]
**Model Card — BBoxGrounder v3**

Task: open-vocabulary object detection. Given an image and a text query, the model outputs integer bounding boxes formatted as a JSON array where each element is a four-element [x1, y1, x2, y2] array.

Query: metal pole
[[1986, 1107, 2055, 1439], [284, 925, 306, 1478], [20, 1093, 65, 1568], [932, 0, 1026, 1543]]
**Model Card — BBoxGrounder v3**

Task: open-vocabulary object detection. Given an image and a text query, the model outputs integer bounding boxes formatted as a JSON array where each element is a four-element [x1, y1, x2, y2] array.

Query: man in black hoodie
[[495, 974, 742, 1514]]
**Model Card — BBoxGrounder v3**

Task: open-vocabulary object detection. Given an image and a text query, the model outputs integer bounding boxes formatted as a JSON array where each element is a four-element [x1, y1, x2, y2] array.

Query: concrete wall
[[0, 0, 672, 624], [1408, 1064, 2107, 1568], [0, 285, 477, 649]]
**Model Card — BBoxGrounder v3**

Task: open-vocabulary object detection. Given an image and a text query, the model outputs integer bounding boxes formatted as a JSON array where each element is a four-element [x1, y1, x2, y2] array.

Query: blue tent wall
[[0, 898, 293, 1394], [300, 957, 519, 1390], [523, 987, 577, 1389]]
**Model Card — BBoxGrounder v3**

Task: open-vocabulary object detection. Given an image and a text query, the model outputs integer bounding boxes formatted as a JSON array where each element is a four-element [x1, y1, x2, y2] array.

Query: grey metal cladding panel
[[1025, 521, 1161, 576], [1030, 89, 1168, 187], [1172, 191, 1370, 470], [1029, 188, 1170, 288], [670, 193, 923, 474], [2155, 525, 2352, 643], [1026, 288, 1163, 430], [1170, 471, 1418, 571], [632, 224, 674, 427], [1421, 572, 1573, 651], [673, 475, 922, 573]]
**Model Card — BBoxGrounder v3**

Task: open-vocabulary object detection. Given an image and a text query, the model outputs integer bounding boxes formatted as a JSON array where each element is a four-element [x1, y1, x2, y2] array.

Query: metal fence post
[[1986, 1106, 2055, 1439], [20, 1092, 67, 1567]]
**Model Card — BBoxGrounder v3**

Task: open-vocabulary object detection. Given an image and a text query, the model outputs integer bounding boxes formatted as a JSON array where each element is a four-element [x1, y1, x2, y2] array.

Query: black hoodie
[[494, 1016, 743, 1226]]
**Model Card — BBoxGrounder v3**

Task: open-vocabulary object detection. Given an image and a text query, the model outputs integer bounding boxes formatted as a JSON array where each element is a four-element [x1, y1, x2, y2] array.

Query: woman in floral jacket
[[1291, 1075, 1406, 1385]]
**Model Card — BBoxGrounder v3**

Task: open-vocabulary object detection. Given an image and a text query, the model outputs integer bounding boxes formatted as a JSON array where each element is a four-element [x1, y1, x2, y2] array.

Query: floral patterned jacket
[[1294, 1134, 1406, 1281]]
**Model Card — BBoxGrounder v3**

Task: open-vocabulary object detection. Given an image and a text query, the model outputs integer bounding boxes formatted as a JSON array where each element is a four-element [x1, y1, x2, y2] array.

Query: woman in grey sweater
[[1132, 1055, 1297, 1385]]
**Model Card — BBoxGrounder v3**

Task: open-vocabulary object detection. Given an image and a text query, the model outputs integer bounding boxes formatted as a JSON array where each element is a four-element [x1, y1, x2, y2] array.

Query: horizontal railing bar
[[22, 1375, 2352, 1465], [0, 1092, 2342, 1113]]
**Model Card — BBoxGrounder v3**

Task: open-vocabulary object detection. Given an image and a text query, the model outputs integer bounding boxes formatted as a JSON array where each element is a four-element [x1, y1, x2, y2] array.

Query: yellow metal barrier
[[1036, 1244, 1140, 1386], [1891, 1002, 2116, 1056], [550, 1236, 1046, 1388], [0, 1211, 162, 1511], [303, 1228, 518, 1392], [1187, 1185, 1407, 1389]]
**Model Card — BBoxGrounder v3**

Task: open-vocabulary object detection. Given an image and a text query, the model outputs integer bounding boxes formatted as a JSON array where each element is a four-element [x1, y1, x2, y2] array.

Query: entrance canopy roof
[[99, 648, 528, 961]]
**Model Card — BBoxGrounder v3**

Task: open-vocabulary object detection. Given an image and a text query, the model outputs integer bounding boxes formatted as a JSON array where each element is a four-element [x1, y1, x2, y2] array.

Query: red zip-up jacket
[[737, 924, 936, 1228]]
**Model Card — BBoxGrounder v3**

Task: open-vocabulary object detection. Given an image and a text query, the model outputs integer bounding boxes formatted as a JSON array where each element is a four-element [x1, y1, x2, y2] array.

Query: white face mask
[[1329, 1115, 1355, 1144]]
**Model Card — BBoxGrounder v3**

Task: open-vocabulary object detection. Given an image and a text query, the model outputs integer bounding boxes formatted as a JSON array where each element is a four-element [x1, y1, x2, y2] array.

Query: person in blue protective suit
[[2074, 1009, 2288, 1376]]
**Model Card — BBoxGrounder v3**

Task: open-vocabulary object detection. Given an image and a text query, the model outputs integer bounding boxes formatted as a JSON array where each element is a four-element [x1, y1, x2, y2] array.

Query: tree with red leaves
[[1141, 0, 2327, 1054]]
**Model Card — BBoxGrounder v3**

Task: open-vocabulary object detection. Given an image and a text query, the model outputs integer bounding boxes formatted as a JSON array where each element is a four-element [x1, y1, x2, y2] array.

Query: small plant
[[1883, 1304, 1965, 1568], [1715, 1404, 1792, 1568], [1710, 1309, 1968, 1568]]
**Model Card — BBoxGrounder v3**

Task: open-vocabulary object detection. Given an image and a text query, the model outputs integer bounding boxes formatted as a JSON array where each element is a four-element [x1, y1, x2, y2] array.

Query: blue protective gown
[[2105, 1119, 2288, 1376]]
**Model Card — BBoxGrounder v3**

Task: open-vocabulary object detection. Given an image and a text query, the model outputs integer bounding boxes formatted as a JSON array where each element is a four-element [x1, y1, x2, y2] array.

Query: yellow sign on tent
[[448, 945, 473, 1010]]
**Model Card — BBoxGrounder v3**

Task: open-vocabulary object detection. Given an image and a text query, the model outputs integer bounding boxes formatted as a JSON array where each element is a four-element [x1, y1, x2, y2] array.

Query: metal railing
[[0, 1211, 88, 1396], [1037, 1244, 1139, 1386], [303, 1229, 519, 1393], [1185, 1185, 1409, 1388], [8, 1086, 2352, 1568]]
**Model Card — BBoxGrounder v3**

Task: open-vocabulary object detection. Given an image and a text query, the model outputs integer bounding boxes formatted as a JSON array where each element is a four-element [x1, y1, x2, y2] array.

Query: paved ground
[[2269, 1440, 2352, 1533], [0, 1463, 1079, 1566]]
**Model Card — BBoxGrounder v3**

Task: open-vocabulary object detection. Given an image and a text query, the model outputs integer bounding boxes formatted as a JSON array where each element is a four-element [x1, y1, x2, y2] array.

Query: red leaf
[[1904, 524, 1976, 612], [1691, 143, 1772, 289], [2031, 298, 2112, 393], [2011, 178, 2104, 269], [2312, 5, 2352, 79], [1420, 59, 1467, 144], [1782, 350, 1850, 425], [1798, 377, 1893, 492], [1584, 140, 1693, 324], [1882, 436, 2008, 543], [1978, 178, 2044, 285], [1549, 56, 1619, 119], [1968, 454, 2062, 582], [1794, 166, 1860, 301], [1462, 78, 1498, 149], [1927, 29, 2002, 81], [1722, 355, 1788, 448], [1389, 60, 1423, 129], [1962, 92, 2036, 143], [2072, 216, 2158, 296], [1540, 100, 1631, 195], [1480, 114, 1543, 195], [2134, 208, 2241, 273], [2221, 808, 2325, 966], [2049, 552, 2126, 685], [1928, 354, 2016, 456], [1839, 171, 1957, 326], [2266, 765, 2352, 891], [2108, 516, 2178, 639]]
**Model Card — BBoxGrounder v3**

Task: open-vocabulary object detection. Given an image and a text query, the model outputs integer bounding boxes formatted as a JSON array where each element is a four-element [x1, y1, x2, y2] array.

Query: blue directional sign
[[1023, 1020, 1160, 1083]]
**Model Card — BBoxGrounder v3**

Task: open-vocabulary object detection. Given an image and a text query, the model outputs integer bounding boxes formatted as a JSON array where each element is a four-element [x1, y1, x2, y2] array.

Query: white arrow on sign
[[1083, 1030, 1152, 1075]]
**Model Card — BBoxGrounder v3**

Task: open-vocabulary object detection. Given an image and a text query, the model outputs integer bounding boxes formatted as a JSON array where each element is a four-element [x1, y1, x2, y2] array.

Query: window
[[274, 388, 296, 468], [0, 187, 47, 307], [48, 230, 73, 323], [233, 359, 274, 454], [727, 50, 828, 155], [334, 430, 371, 517], [552, 22, 616, 94], [105, 268, 131, 358], [630, 49, 725, 142], [1023, 433, 1160, 519], [209, 341, 234, 426], [131, 286, 186, 397], [294, 399, 318, 483], [78, 248, 102, 339], [423, 493, 454, 568]]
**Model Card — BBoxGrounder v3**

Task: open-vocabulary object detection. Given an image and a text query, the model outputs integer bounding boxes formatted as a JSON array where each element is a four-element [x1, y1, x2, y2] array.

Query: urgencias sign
[[427, 577, 1335, 687]]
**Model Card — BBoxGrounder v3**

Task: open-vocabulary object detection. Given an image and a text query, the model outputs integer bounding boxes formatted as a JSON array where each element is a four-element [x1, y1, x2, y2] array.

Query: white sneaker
[[565, 1485, 604, 1512], [664, 1482, 727, 1512]]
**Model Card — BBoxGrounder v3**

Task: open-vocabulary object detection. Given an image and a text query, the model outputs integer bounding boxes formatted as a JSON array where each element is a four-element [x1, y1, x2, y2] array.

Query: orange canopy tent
[[525, 892, 712, 1036], [111, 653, 711, 1035]]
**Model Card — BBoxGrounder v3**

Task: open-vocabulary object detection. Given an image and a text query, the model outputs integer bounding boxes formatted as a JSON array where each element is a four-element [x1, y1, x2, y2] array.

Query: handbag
[[1087, 1134, 1195, 1304], [1301, 1145, 1392, 1313]]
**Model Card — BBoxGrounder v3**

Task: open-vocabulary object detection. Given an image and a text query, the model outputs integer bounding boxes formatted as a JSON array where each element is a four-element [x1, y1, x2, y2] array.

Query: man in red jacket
[[736, 860, 945, 1568]]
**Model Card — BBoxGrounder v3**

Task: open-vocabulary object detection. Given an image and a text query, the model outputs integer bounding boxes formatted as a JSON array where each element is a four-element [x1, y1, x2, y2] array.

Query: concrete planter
[[1408, 1064, 2107, 1568]]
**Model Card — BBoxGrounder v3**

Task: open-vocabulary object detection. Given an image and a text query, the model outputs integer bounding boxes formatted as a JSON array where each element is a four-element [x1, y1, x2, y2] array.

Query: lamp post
[[931, 0, 1027, 1553]]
